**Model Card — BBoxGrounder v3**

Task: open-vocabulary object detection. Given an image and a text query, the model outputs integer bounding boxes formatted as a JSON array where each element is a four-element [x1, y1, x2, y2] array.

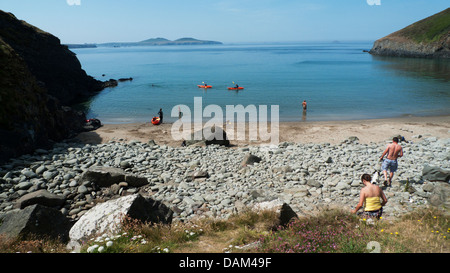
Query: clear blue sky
[[1, 0, 449, 44]]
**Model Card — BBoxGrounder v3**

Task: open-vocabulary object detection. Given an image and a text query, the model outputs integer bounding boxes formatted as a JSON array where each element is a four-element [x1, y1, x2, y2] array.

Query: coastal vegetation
[[370, 8, 450, 58], [1, 207, 447, 253], [396, 7, 450, 44]]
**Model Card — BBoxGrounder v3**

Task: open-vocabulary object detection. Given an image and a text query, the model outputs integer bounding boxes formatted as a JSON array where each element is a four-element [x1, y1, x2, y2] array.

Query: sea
[[72, 41, 450, 124]]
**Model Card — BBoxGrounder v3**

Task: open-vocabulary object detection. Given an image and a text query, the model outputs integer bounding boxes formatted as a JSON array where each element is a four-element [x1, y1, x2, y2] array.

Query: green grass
[[0, 207, 448, 253], [395, 8, 450, 44]]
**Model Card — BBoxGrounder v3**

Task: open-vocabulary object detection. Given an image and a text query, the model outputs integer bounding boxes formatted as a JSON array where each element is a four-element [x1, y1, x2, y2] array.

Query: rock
[[336, 181, 351, 190], [35, 166, 47, 175], [241, 153, 262, 167], [422, 165, 450, 182], [118, 77, 133, 82], [120, 160, 132, 169], [21, 170, 36, 178], [147, 139, 157, 146], [0, 204, 71, 243], [13, 189, 66, 209], [43, 171, 57, 180], [306, 179, 322, 188], [422, 183, 435, 192], [0, 11, 109, 164], [77, 185, 89, 194], [68, 194, 173, 252], [428, 184, 450, 209], [109, 184, 121, 195], [252, 199, 298, 227], [16, 182, 33, 191], [369, 8, 450, 59], [185, 125, 230, 146], [124, 174, 149, 187], [191, 170, 209, 179], [347, 136, 359, 143], [83, 118, 102, 131], [79, 166, 148, 187]]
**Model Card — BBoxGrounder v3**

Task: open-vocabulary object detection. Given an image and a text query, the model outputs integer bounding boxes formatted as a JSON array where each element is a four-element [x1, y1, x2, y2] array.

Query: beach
[[75, 115, 450, 146], [2, 114, 449, 241]]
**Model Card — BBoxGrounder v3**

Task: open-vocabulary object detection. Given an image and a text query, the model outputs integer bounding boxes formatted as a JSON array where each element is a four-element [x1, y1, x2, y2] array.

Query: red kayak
[[151, 117, 161, 125], [228, 87, 244, 90], [198, 85, 212, 89]]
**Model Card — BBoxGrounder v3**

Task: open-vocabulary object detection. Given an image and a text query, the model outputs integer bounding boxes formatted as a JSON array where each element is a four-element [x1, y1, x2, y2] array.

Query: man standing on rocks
[[379, 137, 403, 187]]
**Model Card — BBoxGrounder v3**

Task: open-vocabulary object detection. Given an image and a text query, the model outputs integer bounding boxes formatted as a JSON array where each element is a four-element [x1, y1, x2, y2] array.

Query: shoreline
[[76, 115, 450, 146]]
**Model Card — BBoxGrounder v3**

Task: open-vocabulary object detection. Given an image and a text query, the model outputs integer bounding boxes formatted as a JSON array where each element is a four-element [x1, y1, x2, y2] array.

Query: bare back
[[385, 143, 403, 160], [362, 184, 383, 198]]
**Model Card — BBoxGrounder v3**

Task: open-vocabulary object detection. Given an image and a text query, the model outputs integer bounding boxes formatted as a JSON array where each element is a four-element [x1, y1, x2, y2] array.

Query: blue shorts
[[382, 159, 398, 173]]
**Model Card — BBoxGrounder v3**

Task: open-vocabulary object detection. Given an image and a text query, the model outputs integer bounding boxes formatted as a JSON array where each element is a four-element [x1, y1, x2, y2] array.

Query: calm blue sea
[[72, 42, 450, 124]]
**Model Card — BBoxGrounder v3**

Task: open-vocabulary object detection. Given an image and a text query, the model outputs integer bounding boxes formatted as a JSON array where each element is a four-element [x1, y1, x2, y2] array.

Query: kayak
[[198, 85, 212, 89], [228, 87, 244, 90], [151, 117, 161, 125]]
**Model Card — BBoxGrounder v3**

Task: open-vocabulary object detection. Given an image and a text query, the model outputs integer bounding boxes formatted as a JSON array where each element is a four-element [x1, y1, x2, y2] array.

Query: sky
[[0, 0, 449, 44]]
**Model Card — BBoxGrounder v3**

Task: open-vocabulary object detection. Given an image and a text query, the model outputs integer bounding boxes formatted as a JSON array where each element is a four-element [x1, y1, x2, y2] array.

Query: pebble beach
[[1, 116, 449, 223]]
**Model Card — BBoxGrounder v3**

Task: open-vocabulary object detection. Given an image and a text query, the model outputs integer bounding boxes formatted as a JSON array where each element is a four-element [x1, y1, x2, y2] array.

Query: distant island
[[65, 43, 97, 49], [66, 37, 222, 49], [369, 8, 450, 59]]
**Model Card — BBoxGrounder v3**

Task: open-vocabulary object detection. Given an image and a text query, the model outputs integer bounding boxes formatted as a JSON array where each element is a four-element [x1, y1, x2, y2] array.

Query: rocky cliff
[[0, 11, 108, 163], [0, 10, 106, 104], [370, 8, 450, 59]]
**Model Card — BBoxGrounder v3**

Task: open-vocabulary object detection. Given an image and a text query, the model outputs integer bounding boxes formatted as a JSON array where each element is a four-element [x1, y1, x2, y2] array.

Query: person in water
[[379, 137, 403, 186], [158, 108, 163, 124], [302, 100, 307, 111], [351, 173, 388, 219]]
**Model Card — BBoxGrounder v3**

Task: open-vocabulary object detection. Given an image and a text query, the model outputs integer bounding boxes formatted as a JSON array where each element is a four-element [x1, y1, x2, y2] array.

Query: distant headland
[[66, 37, 222, 48], [369, 8, 450, 59]]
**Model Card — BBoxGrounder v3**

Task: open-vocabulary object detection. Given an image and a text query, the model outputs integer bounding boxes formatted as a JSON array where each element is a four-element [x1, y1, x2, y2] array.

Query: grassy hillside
[[389, 8, 450, 44]]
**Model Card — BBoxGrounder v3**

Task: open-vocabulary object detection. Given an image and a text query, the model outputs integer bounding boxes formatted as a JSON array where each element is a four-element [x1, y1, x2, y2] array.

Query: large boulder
[[422, 165, 450, 182], [428, 184, 450, 210], [252, 199, 298, 227], [0, 204, 71, 242], [13, 189, 66, 209], [67, 194, 173, 252], [79, 166, 149, 187], [185, 125, 230, 146]]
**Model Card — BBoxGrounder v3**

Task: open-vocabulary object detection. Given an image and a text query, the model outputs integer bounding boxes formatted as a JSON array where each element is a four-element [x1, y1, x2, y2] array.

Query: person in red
[[379, 137, 403, 186], [302, 100, 307, 111]]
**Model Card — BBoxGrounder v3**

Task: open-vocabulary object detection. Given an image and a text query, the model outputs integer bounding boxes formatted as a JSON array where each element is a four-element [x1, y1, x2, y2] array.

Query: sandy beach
[[75, 115, 450, 146]]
